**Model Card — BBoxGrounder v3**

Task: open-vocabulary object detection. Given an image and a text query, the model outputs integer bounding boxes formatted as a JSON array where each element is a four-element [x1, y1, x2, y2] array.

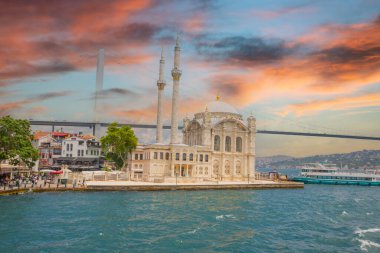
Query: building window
[[200, 154, 203, 162], [86, 150, 88, 155], [160, 152, 163, 160], [135, 154, 138, 160], [175, 153, 180, 161], [165, 152, 169, 160], [81, 150, 84, 156], [91, 150, 93, 155], [66, 144, 69, 151], [154, 152, 158, 159], [190, 153, 193, 161], [199, 167, 203, 174], [214, 135, 220, 151], [77, 150, 80, 156], [182, 153, 186, 161], [225, 136, 231, 152], [70, 144, 73, 151], [205, 155, 209, 162], [236, 137, 242, 152], [140, 154, 143, 160]]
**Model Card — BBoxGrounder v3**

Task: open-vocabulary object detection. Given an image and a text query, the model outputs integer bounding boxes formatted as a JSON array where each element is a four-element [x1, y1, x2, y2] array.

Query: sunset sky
[[1, 0, 380, 157]]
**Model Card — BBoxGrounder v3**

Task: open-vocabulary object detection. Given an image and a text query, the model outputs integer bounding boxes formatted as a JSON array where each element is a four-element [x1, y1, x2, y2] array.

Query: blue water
[[1, 185, 380, 252]]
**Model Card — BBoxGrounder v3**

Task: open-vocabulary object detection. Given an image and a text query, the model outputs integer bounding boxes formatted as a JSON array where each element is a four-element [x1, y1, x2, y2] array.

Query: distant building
[[61, 135, 102, 158], [54, 135, 104, 171], [33, 131, 70, 169]]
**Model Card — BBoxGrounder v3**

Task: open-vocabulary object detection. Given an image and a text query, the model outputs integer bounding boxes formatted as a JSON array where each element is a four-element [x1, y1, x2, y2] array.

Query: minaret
[[156, 48, 166, 143], [170, 35, 182, 144]]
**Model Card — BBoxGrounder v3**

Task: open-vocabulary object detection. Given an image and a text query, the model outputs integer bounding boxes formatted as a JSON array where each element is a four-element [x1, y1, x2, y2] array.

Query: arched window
[[236, 137, 242, 152], [70, 144, 73, 151], [225, 136, 231, 152], [165, 152, 169, 160], [182, 153, 187, 161], [214, 135, 220, 151], [189, 153, 193, 161]]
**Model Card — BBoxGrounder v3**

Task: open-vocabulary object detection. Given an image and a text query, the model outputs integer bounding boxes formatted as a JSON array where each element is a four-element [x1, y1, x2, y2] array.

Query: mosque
[[129, 37, 256, 182]]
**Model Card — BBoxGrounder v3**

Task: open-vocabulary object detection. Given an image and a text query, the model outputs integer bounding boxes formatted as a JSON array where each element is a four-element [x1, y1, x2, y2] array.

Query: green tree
[[100, 122, 138, 171], [0, 115, 39, 168]]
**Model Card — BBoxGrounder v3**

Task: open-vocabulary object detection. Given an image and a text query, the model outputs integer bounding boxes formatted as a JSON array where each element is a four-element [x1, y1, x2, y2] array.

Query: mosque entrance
[[174, 164, 193, 177]]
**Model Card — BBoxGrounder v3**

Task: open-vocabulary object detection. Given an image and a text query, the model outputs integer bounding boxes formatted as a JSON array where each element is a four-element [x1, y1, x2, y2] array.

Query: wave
[[356, 239, 380, 252], [186, 228, 199, 234], [216, 214, 236, 220], [341, 211, 348, 216], [355, 228, 380, 237]]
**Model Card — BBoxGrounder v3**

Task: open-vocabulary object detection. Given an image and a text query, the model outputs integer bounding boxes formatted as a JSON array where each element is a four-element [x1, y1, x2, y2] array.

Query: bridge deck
[[29, 120, 380, 141]]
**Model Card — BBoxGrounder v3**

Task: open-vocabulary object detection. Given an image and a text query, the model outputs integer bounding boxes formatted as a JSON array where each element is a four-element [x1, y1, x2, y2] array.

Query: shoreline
[[0, 181, 303, 195]]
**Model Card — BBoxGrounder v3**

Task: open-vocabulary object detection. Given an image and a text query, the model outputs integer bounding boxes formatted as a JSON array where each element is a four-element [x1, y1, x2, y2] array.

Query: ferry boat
[[292, 163, 380, 186]]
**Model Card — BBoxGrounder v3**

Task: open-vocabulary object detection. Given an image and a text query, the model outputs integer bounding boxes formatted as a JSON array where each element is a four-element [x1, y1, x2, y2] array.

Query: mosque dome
[[206, 100, 239, 114]]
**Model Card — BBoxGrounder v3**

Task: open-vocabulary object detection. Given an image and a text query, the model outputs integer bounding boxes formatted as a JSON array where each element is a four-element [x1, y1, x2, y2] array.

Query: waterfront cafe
[[0, 160, 30, 179]]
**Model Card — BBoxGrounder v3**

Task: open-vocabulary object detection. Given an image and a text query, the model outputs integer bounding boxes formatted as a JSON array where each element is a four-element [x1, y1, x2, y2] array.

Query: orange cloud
[[0, 0, 156, 87], [279, 92, 380, 116], [203, 15, 380, 112]]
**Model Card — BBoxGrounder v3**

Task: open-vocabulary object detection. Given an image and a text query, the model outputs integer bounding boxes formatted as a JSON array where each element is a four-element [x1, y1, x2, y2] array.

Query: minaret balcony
[[171, 68, 182, 80]]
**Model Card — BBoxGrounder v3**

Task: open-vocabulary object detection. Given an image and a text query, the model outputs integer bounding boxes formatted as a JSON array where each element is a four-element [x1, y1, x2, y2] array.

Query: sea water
[[0, 184, 379, 252]]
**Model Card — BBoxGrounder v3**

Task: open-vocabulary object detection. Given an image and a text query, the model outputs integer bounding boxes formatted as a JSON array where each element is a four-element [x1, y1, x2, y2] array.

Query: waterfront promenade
[[0, 179, 303, 195]]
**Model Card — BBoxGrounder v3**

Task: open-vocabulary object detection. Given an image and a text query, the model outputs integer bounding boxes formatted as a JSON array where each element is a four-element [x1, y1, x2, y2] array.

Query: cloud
[[93, 88, 136, 100], [196, 35, 296, 64], [0, 91, 71, 116], [196, 14, 380, 111], [0, 0, 157, 87], [251, 4, 316, 20], [279, 92, 380, 116]]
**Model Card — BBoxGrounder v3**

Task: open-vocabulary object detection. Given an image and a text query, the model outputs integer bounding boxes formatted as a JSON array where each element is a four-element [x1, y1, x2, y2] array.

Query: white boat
[[292, 163, 380, 186]]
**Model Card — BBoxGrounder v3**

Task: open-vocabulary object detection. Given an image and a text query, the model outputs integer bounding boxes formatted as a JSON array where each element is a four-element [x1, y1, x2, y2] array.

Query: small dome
[[206, 100, 238, 114]]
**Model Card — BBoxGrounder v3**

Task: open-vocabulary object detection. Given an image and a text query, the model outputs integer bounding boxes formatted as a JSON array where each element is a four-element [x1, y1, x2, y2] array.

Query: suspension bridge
[[29, 120, 380, 141]]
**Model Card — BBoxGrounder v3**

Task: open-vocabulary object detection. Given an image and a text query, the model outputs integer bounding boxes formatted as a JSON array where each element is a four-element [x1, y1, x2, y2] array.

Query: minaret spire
[[170, 35, 182, 144], [156, 47, 166, 143]]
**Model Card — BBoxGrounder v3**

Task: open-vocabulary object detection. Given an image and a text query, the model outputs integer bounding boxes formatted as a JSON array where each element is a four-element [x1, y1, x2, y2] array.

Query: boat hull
[[291, 177, 380, 186]]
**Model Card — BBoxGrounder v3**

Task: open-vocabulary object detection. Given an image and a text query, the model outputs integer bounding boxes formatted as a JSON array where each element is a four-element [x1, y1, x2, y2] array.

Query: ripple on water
[[0, 186, 379, 253]]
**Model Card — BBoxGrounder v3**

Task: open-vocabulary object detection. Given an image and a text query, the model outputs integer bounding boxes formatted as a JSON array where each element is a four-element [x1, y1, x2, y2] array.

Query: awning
[[40, 169, 54, 173], [50, 170, 63, 174]]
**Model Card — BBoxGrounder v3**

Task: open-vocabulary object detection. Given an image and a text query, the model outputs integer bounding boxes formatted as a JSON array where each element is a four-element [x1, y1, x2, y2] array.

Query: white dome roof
[[206, 100, 238, 114]]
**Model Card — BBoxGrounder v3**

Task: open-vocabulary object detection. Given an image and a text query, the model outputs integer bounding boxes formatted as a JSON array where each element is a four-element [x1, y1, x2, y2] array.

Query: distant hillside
[[258, 150, 380, 169], [256, 155, 294, 167]]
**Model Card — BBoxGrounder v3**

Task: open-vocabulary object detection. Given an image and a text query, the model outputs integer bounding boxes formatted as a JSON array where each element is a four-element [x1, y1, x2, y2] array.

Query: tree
[[100, 122, 138, 171], [0, 115, 39, 168]]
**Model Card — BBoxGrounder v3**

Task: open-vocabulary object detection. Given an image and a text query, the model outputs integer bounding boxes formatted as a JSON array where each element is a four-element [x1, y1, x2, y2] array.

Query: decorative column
[[170, 35, 182, 144], [247, 114, 256, 180], [202, 107, 212, 147], [156, 48, 166, 143]]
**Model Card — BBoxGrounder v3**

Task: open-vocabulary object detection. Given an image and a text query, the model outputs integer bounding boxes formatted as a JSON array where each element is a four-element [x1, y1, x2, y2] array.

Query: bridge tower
[[94, 49, 104, 138]]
